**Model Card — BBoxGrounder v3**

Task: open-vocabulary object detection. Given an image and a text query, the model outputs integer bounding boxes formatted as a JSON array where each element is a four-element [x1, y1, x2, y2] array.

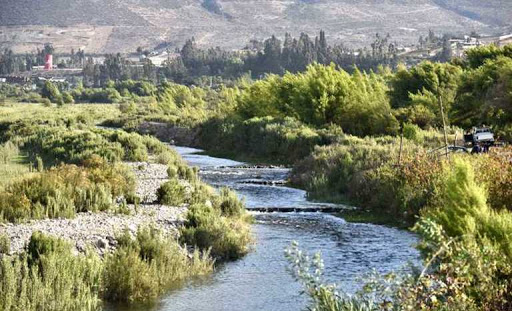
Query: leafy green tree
[[465, 44, 512, 69], [41, 81, 61, 102], [389, 61, 462, 127], [237, 63, 398, 136], [452, 56, 512, 139], [62, 92, 75, 104]]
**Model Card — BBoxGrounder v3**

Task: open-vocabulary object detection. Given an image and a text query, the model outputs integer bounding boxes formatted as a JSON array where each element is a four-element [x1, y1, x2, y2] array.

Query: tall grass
[[103, 228, 213, 302], [0, 229, 215, 310], [0, 233, 103, 311], [180, 186, 252, 261], [0, 158, 136, 223]]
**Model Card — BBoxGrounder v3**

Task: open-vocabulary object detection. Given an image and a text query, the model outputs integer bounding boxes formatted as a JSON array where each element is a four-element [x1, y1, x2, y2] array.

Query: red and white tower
[[44, 54, 53, 71]]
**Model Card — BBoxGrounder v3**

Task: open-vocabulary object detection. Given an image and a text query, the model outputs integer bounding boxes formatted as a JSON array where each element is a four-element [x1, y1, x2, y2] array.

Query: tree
[[41, 81, 61, 102], [452, 56, 512, 139], [389, 61, 462, 127]]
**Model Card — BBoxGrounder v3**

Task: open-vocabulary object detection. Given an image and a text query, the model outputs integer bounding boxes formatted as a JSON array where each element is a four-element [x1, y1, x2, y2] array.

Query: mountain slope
[[0, 0, 510, 54]]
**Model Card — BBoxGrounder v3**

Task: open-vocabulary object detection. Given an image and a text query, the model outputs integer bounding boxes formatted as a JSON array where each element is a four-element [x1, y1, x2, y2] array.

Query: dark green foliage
[[27, 231, 70, 265], [452, 55, 512, 139], [0, 234, 9, 254], [217, 188, 244, 217], [200, 116, 330, 164], [389, 61, 462, 128], [156, 179, 187, 206]]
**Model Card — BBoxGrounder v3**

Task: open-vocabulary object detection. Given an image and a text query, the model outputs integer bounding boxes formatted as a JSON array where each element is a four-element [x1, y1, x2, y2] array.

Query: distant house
[[450, 36, 482, 58], [497, 34, 512, 46]]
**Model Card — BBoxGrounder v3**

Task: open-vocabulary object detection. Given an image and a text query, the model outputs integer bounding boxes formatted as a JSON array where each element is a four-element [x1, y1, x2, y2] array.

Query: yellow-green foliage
[[403, 219, 512, 311], [426, 157, 512, 259], [103, 228, 213, 302], [0, 230, 214, 309], [180, 203, 252, 261], [0, 141, 29, 188], [157, 179, 188, 206], [0, 103, 119, 125], [425, 158, 488, 237], [180, 185, 252, 261], [0, 159, 136, 223], [0, 233, 103, 311], [237, 64, 398, 136]]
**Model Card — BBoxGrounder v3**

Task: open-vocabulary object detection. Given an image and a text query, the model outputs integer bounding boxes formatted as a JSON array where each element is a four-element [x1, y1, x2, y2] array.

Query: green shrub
[[103, 228, 213, 302], [40, 98, 52, 107], [156, 179, 187, 206], [424, 158, 487, 237], [180, 203, 251, 260], [0, 141, 19, 164], [62, 92, 75, 104], [0, 234, 9, 254], [0, 161, 136, 222], [216, 188, 244, 217], [0, 233, 103, 311]]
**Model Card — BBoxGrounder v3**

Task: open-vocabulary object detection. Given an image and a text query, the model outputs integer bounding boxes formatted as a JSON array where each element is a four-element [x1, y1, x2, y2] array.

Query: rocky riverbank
[[0, 162, 186, 255]]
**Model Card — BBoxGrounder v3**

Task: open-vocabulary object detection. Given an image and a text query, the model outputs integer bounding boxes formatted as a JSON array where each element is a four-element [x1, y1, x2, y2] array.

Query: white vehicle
[[464, 127, 495, 145]]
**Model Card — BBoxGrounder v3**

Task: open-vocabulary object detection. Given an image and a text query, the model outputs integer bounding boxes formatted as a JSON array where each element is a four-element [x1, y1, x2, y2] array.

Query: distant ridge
[[0, 0, 510, 54]]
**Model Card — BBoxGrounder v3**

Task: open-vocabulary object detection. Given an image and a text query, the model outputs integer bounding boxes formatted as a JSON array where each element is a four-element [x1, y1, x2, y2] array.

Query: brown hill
[[0, 0, 510, 54]]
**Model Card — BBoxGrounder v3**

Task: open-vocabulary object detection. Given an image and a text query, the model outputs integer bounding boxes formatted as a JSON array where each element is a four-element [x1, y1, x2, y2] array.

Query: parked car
[[464, 127, 495, 146]]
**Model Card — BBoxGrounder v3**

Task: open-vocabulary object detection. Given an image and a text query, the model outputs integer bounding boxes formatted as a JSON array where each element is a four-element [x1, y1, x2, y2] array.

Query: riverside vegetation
[[0, 105, 251, 310], [1, 43, 512, 310]]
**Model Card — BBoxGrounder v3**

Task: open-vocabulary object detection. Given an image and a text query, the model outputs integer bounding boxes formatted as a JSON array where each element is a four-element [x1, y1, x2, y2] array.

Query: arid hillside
[[0, 0, 510, 53]]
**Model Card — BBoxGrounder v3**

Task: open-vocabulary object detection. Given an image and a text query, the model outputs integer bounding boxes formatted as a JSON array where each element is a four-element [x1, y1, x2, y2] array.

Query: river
[[114, 146, 420, 311]]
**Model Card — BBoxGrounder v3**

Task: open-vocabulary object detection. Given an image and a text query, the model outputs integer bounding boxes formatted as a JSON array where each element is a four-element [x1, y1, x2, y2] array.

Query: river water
[[113, 147, 420, 311]]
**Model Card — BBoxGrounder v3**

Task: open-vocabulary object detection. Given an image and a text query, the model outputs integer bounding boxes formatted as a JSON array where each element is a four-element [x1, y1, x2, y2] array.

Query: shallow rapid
[[114, 146, 420, 311]]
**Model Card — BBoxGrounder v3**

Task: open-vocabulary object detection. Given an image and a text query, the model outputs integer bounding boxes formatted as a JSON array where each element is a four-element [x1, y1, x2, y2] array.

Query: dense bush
[[200, 116, 331, 164], [287, 158, 512, 311], [0, 159, 136, 222], [389, 61, 461, 128], [0, 233, 103, 311], [452, 56, 512, 140], [180, 182, 251, 260], [180, 203, 251, 260], [103, 228, 213, 302], [474, 148, 512, 211], [291, 135, 415, 202], [0, 230, 214, 309], [0, 117, 179, 167], [237, 63, 398, 136], [157, 179, 188, 206]]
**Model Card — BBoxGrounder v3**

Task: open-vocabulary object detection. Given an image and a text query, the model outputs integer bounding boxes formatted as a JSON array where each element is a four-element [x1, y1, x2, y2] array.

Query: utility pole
[[437, 85, 449, 158], [398, 122, 404, 165]]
